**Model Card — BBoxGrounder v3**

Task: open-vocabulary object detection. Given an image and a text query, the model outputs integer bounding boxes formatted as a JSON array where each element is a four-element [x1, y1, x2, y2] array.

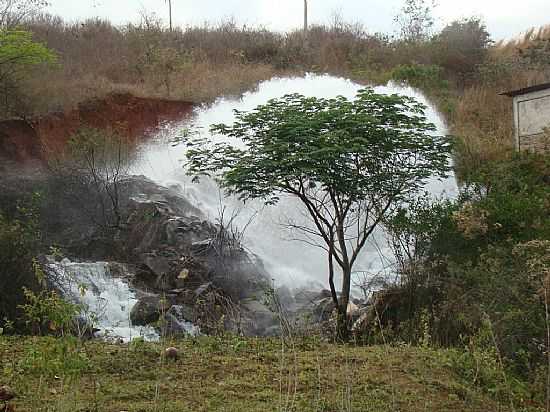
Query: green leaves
[[186, 87, 452, 338], [0, 29, 56, 74], [186, 88, 451, 205], [0, 29, 57, 117]]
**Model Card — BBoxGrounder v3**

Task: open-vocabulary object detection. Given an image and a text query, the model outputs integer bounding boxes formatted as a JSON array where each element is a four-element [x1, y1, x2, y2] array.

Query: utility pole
[[166, 0, 173, 31], [303, 0, 308, 37]]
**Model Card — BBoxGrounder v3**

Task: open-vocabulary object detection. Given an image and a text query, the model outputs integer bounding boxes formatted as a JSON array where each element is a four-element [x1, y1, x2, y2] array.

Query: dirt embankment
[[0, 93, 194, 162]]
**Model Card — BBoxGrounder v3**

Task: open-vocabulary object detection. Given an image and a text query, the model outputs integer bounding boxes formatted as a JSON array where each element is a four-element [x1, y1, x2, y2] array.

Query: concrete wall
[[513, 88, 550, 151]]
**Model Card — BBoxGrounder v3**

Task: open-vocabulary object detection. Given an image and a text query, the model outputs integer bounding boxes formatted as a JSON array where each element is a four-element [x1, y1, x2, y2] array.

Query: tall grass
[[451, 25, 550, 177]]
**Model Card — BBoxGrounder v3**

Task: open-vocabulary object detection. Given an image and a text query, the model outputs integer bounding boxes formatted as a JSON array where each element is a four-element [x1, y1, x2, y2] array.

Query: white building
[[502, 83, 550, 151]]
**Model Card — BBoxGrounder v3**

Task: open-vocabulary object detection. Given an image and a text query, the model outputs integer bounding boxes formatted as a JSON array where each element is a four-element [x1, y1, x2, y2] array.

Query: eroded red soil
[[0, 93, 194, 162]]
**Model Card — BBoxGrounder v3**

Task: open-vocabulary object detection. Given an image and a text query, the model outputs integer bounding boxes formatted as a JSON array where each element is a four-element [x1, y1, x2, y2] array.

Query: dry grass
[[6, 16, 296, 116], [5, 13, 549, 177], [20, 62, 282, 116], [450, 25, 550, 175], [4, 14, 385, 118]]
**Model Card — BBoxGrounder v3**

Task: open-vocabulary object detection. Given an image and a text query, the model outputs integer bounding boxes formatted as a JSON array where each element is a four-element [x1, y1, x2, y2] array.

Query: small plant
[[18, 288, 80, 336]]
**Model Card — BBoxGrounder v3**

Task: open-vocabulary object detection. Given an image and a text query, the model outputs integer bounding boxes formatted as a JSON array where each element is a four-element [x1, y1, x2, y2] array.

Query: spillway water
[[43, 74, 457, 341], [45, 258, 159, 342], [129, 74, 458, 292]]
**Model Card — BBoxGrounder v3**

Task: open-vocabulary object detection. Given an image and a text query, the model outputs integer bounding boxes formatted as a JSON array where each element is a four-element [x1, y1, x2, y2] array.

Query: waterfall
[[45, 257, 159, 342], [130, 74, 458, 289]]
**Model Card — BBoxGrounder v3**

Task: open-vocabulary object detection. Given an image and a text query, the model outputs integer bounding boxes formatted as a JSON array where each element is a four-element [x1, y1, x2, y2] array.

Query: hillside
[[1, 1, 550, 411]]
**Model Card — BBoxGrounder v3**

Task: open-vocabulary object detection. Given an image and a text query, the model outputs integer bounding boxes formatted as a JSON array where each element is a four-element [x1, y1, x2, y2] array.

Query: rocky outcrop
[[38, 174, 276, 337], [164, 305, 198, 336]]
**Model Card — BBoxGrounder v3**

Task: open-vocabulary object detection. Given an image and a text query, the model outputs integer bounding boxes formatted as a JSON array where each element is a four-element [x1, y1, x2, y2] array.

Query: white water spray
[[130, 74, 458, 290], [46, 258, 159, 342]]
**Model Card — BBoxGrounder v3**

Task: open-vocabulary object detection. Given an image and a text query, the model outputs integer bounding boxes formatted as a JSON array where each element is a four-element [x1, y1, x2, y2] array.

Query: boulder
[[141, 253, 171, 277], [164, 305, 199, 336], [194, 282, 213, 298], [238, 299, 280, 337], [130, 296, 171, 326], [0, 386, 15, 402]]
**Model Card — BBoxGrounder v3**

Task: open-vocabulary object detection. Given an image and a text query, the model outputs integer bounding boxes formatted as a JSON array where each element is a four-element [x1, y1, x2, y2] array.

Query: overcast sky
[[48, 0, 550, 40]]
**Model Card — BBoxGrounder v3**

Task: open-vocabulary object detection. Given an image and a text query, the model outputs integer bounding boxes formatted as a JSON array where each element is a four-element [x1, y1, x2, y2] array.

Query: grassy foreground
[[0, 335, 515, 412]]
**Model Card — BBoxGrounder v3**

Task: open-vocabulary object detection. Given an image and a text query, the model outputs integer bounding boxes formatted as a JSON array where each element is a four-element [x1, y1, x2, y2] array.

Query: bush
[[433, 18, 492, 77], [0, 195, 42, 328], [18, 288, 80, 336], [0, 29, 56, 118], [391, 63, 449, 90], [379, 153, 550, 393]]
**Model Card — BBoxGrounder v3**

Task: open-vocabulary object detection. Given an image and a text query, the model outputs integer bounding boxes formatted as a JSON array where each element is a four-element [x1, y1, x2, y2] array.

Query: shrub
[[391, 63, 449, 90], [0, 195, 42, 329], [18, 288, 80, 336], [433, 18, 492, 77], [0, 29, 56, 118], [380, 153, 550, 391]]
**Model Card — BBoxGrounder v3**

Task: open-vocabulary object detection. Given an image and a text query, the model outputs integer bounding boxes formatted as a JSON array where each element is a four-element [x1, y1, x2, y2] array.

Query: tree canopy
[[186, 89, 452, 339], [0, 29, 55, 77], [0, 29, 56, 116]]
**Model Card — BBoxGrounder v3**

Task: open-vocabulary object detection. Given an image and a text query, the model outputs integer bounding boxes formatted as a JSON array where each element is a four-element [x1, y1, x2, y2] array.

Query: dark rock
[[141, 253, 171, 277], [164, 305, 199, 336], [237, 299, 280, 337], [0, 386, 15, 402], [107, 262, 134, 279], [194, 282, 213, 297], [311, 297, 336, 322], [130, 296, 171, 326], [294, 288, 330, 306]]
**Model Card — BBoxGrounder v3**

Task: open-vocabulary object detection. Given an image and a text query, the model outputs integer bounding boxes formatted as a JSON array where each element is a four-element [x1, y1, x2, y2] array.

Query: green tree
[[186, 89, 451, 340], [0, 29, 56, 117], [0, 196, 42, 327]]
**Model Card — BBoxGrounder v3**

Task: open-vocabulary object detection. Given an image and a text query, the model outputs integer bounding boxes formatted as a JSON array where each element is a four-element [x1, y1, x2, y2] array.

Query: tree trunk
[[336, 266, 352, 342]]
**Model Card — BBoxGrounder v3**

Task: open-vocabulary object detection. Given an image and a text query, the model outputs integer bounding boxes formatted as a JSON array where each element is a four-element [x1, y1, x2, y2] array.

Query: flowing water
[[46, 258, 159, 342], [130, 74, 458, 290], [45, 74, 457, 341]]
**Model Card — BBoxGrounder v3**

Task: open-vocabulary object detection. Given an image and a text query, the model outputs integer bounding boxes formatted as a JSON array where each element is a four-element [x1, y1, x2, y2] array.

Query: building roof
[[500, 82, 550, 97]]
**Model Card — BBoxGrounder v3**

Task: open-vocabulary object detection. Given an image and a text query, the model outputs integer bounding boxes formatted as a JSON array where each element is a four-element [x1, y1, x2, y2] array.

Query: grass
[[0, 335, 523, 412]]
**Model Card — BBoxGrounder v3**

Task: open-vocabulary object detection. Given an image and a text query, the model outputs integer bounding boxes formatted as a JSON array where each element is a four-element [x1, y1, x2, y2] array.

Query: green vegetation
[[0, 335, 530, 411], [186, 89, 451, 341], [0, 195, 42, 329], [373, 153, 550, 407], [0, 29, 56, 117]]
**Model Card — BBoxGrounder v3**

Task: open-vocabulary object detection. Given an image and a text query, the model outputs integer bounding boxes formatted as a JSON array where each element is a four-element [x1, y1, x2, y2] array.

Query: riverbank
[[0, 335, 521, 412]]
